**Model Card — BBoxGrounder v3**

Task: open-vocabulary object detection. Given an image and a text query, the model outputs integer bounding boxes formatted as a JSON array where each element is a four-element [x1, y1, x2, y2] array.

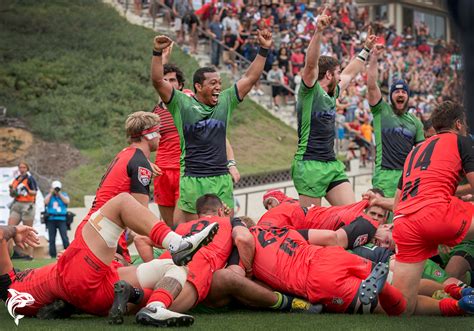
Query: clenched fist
[[154, 35, 173, 51]]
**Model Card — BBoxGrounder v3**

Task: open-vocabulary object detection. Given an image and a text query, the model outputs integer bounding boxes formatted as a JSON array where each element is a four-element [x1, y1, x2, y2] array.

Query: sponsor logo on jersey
[[332, 297, 344, 305], [353, 234, 369, 247], [6, 289, 35, 326], [138, 167, 152, 186]]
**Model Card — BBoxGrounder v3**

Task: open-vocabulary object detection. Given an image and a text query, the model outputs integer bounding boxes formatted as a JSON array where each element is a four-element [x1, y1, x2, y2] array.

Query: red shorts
[[394, 196, 473, 263], [307, 247, 371, 313], [9, 264, 62, 316], [56, 228, 120, 316], [154, 168, 180, 207], [160, 250, 213, 304]]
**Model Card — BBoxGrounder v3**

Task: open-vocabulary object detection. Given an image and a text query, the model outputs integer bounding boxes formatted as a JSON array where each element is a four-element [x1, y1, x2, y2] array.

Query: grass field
[[2, 259, 472, 330]]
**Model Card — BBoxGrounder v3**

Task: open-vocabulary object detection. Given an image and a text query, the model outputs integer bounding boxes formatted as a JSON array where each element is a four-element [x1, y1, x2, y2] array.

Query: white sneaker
[[136, 304, 194, 327], [169, 222, 219, 266], [257, 89, 265, 96]]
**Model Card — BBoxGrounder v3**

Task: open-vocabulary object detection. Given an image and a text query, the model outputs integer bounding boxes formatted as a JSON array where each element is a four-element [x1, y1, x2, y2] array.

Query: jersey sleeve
[[220, 85, 242, 117], [458, 135, 474, 174], [351, 245, 393, 263], [298, 79, 317, 99], [231, 217, 246, 228], [127, 150, 152, 195], [414, 117, 425, 144], [164, 89, 183, 116], [370, 98, 385, 116]]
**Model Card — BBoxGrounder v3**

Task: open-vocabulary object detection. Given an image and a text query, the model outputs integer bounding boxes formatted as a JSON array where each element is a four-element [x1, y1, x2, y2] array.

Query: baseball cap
[[52, 180, 62, 189]]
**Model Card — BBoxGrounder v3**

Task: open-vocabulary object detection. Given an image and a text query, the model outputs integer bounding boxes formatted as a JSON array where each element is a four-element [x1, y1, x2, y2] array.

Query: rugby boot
[[458, 295, 474, 314], [108, 280, 144, 325], [358, 262, 389, 308], [136, 303, 194, 327], [169, 222, 219, 266], [289, 297, 324, 314]]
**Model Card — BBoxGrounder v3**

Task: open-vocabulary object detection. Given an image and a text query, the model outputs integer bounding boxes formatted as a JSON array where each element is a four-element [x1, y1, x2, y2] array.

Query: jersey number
[[256, 227, 298, 256], [402, 138, 439, 201], [187, 220, 210, 236]]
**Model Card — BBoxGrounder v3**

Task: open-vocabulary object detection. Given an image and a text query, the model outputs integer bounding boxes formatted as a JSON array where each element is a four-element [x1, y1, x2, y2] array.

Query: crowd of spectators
[[146, 0, 463, 153]]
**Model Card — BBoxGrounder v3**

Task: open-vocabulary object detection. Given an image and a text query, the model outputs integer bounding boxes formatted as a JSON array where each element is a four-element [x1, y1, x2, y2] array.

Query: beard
[[391, 98, 408, 116], [327, 77, 338, 97]]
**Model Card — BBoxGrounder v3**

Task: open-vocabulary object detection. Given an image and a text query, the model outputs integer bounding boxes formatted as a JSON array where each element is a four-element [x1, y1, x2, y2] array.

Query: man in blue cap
[[366, 45, 425, 198]]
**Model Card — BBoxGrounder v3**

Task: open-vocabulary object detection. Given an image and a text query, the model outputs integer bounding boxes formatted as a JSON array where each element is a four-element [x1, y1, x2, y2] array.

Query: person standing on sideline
[[44, 180, 70, 258], [8, 161, 38, 259]]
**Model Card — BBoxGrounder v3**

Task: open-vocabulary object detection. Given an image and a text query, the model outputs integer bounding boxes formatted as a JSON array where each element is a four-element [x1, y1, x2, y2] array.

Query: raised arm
[[301, 8, 331, 87], [151, 35, 174, 103], [367, 44, 384, 106], [339, 26, 376, 93], [235, 29, 272, 100]]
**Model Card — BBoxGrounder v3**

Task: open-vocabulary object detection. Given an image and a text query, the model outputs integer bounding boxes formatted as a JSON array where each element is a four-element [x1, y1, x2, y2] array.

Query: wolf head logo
[[5, 289, 35, 326]]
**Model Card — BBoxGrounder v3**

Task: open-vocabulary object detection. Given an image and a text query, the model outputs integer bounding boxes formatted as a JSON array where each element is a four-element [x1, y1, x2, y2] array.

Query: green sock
[[270, 291, 283, 309]]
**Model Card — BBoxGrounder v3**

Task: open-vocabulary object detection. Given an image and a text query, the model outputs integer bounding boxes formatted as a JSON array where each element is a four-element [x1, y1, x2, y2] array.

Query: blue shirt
[[46, 192, 69, 221]]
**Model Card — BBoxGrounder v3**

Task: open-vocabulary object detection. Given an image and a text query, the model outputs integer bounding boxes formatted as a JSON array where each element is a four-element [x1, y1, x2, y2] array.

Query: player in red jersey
[[75, 111, 164, 262], [393, 101, 474, 315], [1, 194, 220, 327]]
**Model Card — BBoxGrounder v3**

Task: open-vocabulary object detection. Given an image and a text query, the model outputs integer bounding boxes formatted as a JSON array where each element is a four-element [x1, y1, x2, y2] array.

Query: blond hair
[[125, 111, 160, 143]]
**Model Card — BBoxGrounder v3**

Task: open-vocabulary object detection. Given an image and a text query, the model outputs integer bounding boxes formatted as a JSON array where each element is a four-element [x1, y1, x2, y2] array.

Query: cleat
[[108, 280, 143, 325], [136, 305, 194, 327], [358, 263, 389, 306], [461, 287, 474, 297], [290, 298, 323, 314], [37, 299, 77, 319], [458, 295, 474, 314], [170, 222, 219, 266]]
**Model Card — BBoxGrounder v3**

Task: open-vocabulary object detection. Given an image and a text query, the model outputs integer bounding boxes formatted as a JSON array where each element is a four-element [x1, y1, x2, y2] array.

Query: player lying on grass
[[0, 193, 219, 327], [115, 195, 323, 319]]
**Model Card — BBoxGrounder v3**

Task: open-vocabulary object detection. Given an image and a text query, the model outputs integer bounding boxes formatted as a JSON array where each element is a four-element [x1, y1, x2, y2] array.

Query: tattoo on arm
[[0, 226, 16, 242]]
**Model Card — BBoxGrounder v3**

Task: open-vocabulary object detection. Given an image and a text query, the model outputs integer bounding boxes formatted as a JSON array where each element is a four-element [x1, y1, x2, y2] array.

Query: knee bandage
[[88, 210, 124, 248], [137, 259, 187, 289]]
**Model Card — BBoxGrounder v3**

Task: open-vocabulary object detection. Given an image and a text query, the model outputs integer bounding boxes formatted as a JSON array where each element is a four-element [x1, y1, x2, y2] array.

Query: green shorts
[[132, 248, 165, 265], [291, 159, 348, 198], [422, 259, 449, 283], [178, 174, 234, 214], [372, 168, 402, 198]]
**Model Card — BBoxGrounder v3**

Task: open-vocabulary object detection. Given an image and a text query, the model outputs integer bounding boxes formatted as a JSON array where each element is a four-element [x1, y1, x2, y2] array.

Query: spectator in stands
[[223, 26, 239, 75], [173, 0, 193, 45], [267, 62, 284, 110], [208, 13, 224, 68], [8, 161, 38, 259], [44, 180, 70, 258]]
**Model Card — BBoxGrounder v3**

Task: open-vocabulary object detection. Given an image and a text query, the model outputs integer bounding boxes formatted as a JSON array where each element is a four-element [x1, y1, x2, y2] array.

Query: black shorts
[[271, 85, 281, 98]]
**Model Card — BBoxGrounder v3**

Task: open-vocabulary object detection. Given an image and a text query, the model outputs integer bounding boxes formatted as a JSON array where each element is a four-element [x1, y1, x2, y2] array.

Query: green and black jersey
[[166, 85, 241, 177], [371, 99, 424, 170], [294, 81, 340, 162]]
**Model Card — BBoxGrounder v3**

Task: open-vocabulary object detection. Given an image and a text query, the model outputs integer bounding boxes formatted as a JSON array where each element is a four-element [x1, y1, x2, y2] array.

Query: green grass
[[0, 0, 297, 206], [3, 259, 473, 330]]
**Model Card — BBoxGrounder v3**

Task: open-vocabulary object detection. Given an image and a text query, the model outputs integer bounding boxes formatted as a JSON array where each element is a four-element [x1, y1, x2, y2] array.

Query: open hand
[[371, 43, 385, 58], [14, 225, 40, 250]]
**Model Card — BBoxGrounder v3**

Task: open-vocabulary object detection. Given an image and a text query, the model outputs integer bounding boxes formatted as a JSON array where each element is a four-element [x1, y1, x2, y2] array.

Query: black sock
[[129, 287, 144, 304]]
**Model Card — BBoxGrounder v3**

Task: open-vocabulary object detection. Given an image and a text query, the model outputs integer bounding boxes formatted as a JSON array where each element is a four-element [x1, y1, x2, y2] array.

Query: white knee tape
[[88, 210, 124, 248], [387, 270, 394, 285], [137, 259, 188, 289]]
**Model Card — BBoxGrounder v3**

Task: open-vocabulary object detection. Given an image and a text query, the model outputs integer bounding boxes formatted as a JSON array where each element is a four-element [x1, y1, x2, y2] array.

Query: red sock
[[444, 283, 462, 300], [139, 288, 153, 308], [439, 298, 463, 316], [378, 283, 407, 316], [147, 288, 173, 308], [150, 222, 172, 247]]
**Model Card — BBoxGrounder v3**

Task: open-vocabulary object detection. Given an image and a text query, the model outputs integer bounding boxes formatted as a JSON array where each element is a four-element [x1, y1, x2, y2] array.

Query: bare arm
[[367, 44, 384, 106], [151, 36, 174, 103], [301, 10, 331, 87], [307, 229, 348, 248], [226, 139, 240, 183], [232, 226, 255, 276], [236, 29, 272, 100]]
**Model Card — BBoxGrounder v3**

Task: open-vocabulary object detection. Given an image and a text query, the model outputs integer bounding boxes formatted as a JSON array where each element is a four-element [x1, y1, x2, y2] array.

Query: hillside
[[0, 0, 297, 205]]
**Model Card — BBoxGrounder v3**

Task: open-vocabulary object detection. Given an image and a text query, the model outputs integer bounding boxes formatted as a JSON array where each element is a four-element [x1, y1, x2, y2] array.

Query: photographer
[[44, 180, 70, 258], [8, 161, 38, 259]]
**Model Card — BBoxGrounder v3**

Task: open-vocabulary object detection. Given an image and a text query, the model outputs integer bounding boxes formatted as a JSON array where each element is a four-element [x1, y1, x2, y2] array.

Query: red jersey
[[160, 216, 236, 302], [299, 200, 373, 230], [258, 200, 305, 228], [396, 133, 474, 215], [153, 104, 180, 170], [250, 226, 320, 299]]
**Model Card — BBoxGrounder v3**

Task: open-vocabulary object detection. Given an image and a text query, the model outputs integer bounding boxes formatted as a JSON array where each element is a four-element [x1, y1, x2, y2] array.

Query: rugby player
[[0, 194, 219, 326], [151, 29, 272, 222], [392, 101, 474, 315], [262, 189, 296, 210], [291, 9, 376, 208], [367, 45, 425, 198], [152, 53, 240, 225]]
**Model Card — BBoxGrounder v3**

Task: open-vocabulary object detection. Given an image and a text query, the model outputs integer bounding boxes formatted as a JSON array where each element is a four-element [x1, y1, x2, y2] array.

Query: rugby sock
[[141, 288, 153, 307], [270, 292, 290, 310], [378, 283, 406, 316], [439, 298, 464, 316], [150, 222, 173, 247], [129, 287, 144, 305], [444, 283, 463, 299], [147, 289, 173, 309]]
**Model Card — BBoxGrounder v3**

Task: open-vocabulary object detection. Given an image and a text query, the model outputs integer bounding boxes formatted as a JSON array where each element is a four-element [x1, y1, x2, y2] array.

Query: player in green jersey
[[367, 45, 425, 198], [292, 9, 376, 208], [151, 31, 272, 222]]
